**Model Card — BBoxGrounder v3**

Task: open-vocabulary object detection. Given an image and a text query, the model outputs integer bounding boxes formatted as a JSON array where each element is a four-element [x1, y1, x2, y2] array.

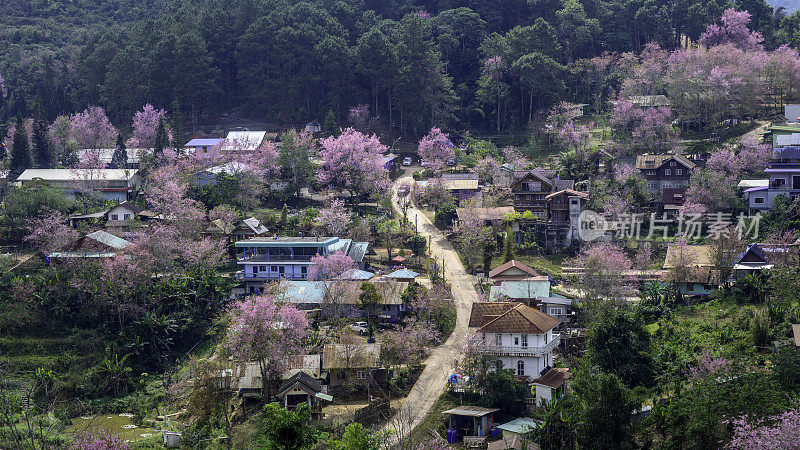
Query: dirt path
[[381, 170, 476, 446]]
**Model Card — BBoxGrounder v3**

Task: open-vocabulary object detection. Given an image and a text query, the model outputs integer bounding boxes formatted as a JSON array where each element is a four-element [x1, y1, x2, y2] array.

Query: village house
[[48, 230, 131, 260], [443, 406, 498, 446], [489, 260, 541, 285], [456, 206, 517, 230], [510, 169, 575, 220], [77, 148, 146, 169], [732, 243, 798, 279], [222, 130, 269, 151], [747, 146, 800, 212], [322, 342, 385, 387], [235, 236, 369, 294], [468, 302, 561, 380], [204, 217, 269, 242], [383, 268, 419, 283], [16, 168, 139, 202], [531, 367, 572, 406], [279, 279, 409, 320], [276, 371, 332, 420], [440, 173, 480, 202], [184, 138, 225, 154], [661, 243, 718, 296], [535, 296, 575, 327], [494, 417, 539, 450], [635, 154, 695, 208], [626, 94, 671, 108]]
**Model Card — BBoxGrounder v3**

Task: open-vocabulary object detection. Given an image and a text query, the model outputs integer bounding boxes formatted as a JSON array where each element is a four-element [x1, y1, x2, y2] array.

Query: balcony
[[236, 271, 305, 280], [237, 254, 315, 263], [478, 334, 560, 357]]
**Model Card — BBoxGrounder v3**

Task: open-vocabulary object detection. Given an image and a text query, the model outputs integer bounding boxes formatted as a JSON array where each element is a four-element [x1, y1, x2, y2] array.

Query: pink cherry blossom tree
[[573, 242, 633, 312], [127, 104, 171, 148], [347, 104, 378, 132], [70, 106, 117, 150], [24, 211, 79, 254], [380, 318, 439, 368], [417, 127, 456, 172], [308, 251, 356, 281], [225, 291, 309, 397], [699, 9, 764, 52], [729, 408, 800, 449], [315, 197, 350, 237], [317, 128, 390, 202], [70, 429, 130, 450]]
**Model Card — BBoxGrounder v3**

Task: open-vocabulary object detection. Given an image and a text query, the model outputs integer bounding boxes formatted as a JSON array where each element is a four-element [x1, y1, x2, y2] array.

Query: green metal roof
[[489, 280, 551, 301]]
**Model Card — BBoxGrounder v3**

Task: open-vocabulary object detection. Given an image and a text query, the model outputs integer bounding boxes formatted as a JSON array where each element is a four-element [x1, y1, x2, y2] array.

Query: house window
[[270, 266, 278, 273], [514, 336, 520, 346], [670, 161, 676, 166], [522, 181, 541, 192], [495, 334, 502, 346], [279, 266, 285, 274], [648, 183, 658, 190], [570, 199, 579, 205], [775, 178, 787, 187], [258, 265, 267, 273], [356, 370, 366, 380], [123, 214, 131, 220], [111, 214, 119, 220], [521, 334, 528, 348], [646, 170, 656, 176], [754, 197, 765, 204], [517, 360, 525, 376], [301, 266, 308, 275], [675, 169, 682, 175], [549, 307, 565, 316], [664, 169, 671, 176], [544, 333, 548, 344]]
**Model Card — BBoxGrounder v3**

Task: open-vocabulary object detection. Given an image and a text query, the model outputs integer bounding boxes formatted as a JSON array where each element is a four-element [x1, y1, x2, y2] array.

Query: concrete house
[[235, 236, 368, 294], [468, 302, 561, 379], [16, 169, 139, 202], [748, 146, 800, 211], [532, 367, 572, 406]]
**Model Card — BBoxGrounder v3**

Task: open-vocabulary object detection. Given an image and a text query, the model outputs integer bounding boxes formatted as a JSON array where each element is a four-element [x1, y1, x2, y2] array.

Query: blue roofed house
[[493, 417, 539, 449], [489, 278, 551, 303], [384, 268, 419, 283], [235, 236, 369, 294], [184, 138, 225, 155], [279, 279, 409, 321], [748, 147, 800, 212]]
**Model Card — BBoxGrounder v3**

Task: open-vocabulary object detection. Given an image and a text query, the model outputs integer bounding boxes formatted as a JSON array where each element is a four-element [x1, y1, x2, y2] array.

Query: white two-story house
[[468, 302, 561, 379]]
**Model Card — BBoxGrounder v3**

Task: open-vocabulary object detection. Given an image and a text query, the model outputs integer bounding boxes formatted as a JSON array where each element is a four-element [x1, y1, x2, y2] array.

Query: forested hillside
[[0, 0, 796, 135]]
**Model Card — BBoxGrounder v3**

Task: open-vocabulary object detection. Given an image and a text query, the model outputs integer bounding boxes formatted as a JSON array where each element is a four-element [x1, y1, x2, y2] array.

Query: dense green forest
[[0, 0, 796, 135]]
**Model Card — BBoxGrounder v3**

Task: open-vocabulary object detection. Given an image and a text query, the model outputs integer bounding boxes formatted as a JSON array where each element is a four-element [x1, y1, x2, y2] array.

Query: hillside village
[[2, 2, 800, 450]]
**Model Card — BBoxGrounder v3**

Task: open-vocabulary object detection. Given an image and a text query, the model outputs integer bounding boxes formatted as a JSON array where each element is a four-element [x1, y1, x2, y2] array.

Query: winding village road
[[381, 170, 478, 446]]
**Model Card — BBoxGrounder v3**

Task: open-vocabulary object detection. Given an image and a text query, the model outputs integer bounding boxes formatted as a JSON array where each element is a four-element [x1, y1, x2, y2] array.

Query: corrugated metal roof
[[774, 133, 800, 147], [338, 269, 375, 280], [737, 179, 769, 189], [442, 406, 499, 417], [280, 280, 330, 304], [322, 343, 380, 369], [185, 138, 224, 147], [223, 131, 267, 151], [86, 230, 130, 249], [497, 417, 539, 434], [385, 268, 419, 279], [16, 169, 138, 182]]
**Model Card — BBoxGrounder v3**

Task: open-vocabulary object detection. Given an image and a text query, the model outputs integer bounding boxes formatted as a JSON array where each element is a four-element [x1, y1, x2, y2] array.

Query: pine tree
[[170, 99, 185, 152], [111, 133, 127, 169], [153, 116, 168, 157], [323, 109, 338, 136], [9, 115, 31, 179], [31, 98, 53, 168]]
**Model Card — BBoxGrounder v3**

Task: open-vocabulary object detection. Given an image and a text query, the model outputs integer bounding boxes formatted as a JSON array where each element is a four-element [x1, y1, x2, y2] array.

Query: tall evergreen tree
[[323, 109, 338, 136], [31, 98, 53, 168], [153, 116, 168, 157], [9, 115, 31, 179], [170, 99, 185, 152], [111, 133, 127, 169]]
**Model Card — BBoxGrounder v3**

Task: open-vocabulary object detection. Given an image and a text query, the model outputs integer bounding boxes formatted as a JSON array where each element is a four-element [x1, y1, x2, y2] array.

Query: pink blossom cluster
[[70, 429, 129, 450], [729, 409, 800, 449], [687, 350, 731, 381], [225, 292, 309, 378], [308, 251, 356, 281], [318, 128, 390, 200], [699, 9, 764, 52], [127, 104, 171, 148], [316, 198, 350, 237], [417, 127, 456, 172]]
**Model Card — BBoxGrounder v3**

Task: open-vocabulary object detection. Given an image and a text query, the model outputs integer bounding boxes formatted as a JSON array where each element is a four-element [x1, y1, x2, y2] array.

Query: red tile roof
[[489, 260, 540, 279]]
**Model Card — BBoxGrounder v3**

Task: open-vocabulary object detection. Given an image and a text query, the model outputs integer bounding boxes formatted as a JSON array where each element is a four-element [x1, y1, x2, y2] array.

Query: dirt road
[[381, 170, 477, 446]]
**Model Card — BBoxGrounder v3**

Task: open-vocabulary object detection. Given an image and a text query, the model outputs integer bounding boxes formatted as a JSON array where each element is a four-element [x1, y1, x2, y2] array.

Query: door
[[793, 175, 800, 190]]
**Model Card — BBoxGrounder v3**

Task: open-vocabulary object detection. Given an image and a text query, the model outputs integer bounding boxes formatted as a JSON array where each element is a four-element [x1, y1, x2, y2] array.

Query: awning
[[733, 264, 773, 270], [315, 392, 333, 402]]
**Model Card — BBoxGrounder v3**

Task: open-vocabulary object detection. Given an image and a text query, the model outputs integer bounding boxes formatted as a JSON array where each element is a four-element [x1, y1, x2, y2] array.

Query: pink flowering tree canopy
[[417, 127, 456, 171], [573, 242, 633, 311], [380, 318, 439, 367], [699, 9, 764, 51], [24, 210, 79, 254], [128, 104, 171, 148], [309, 251, 356, 280], [729, 408, 800, 449], [315, 198, 350, 237], [70, 106, 117, 150], [317, 128, 390, 202], [225, 291, 309, 395]]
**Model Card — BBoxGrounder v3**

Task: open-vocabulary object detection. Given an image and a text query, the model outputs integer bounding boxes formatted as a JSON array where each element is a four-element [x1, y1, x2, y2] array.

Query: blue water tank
[[446, 428, 457, 444]]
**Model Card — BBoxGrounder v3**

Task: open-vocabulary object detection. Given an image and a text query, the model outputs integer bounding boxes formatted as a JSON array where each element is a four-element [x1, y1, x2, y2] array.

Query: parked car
[[350, 321, 369, 335], [402, 157, 413, 166]]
